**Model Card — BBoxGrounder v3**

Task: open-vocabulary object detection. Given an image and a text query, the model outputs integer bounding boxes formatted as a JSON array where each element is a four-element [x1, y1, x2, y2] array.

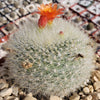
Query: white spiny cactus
[[2, 18, 96, 97]]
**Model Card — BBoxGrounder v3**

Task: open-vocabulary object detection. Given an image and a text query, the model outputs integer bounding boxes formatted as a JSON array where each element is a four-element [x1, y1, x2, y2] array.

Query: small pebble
[[23, 96, 37, 100], [0, 79, 8, 90], [4, 96, 15, 100], [0, 83, 8, 90], [14, 97, 19, 100], [0, 97, 3, 100], [91, 92, 98, 100], [19, 90, 26, 96], [93, 70, 100, 81], [96, 88, 100, 92], [0, 88, 12, 97], [93, 81, 100, 90], [50, 96, 62, 100], [92, 76, 99, 82], [85, 95, 92, 100], [69, 93, 80, 100], [83, 87, 90, 94], [12, 86, 19, 96], [97, 92, 100, 99], [79, 92, 84, 96], [88, 85, 94, 93], [27, 93, 33, 97], [79, 92, 85, 98]]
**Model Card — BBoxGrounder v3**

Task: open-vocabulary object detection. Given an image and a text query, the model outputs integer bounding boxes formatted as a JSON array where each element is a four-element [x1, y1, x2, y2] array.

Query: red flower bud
[[38, 16, 48, 28]]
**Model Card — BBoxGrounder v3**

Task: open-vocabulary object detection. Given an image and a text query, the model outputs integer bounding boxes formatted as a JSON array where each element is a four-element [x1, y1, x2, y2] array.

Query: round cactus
[[10, 12, 15, 18], [37, 0, 43, 4], [23, 1, 28, 7], [19, 8, 25, 15], [5, 24, 14, 31], [8, 0, 13, 4], [2, 18, 96, 97], [4, 8, 10, 14], [0, 1, 3, 9], [13, 2, 19, 8], [74, 17, 81, 23], [87, 22, 94, 30], [0, 17, 4, 23], [85, 13, 90, 18]]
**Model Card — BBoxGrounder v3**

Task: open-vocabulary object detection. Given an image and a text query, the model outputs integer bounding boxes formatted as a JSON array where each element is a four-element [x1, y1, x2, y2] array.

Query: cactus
[[19, 8, 25, 15], [85, 13, 90, 18], [10, 12, 15, 18], [0, 17, 4, 23], [87, 22, 94, 30], [4, 8, 10, 14], [0, 1, 3, 9], [74, 17, 81, 23], [23, 1, 28, 7], [37, 0, 43, 4], [5, 24, 14, 31], [13, 1, 19, 8], [29, 6, 33, 10], [0, 17, 7, 24], [2, 17, 96, 97], [97, 20, 100, 25], [8, 0, 13, 4]]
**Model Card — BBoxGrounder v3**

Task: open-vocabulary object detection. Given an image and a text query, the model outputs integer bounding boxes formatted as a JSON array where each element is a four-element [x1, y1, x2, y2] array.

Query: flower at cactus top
[[38, 3, 64, 20], [38, 3, 64, 28]]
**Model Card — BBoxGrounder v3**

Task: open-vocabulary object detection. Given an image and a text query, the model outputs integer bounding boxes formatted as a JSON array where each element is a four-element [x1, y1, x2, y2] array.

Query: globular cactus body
[[2, 18, 95, 97]]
